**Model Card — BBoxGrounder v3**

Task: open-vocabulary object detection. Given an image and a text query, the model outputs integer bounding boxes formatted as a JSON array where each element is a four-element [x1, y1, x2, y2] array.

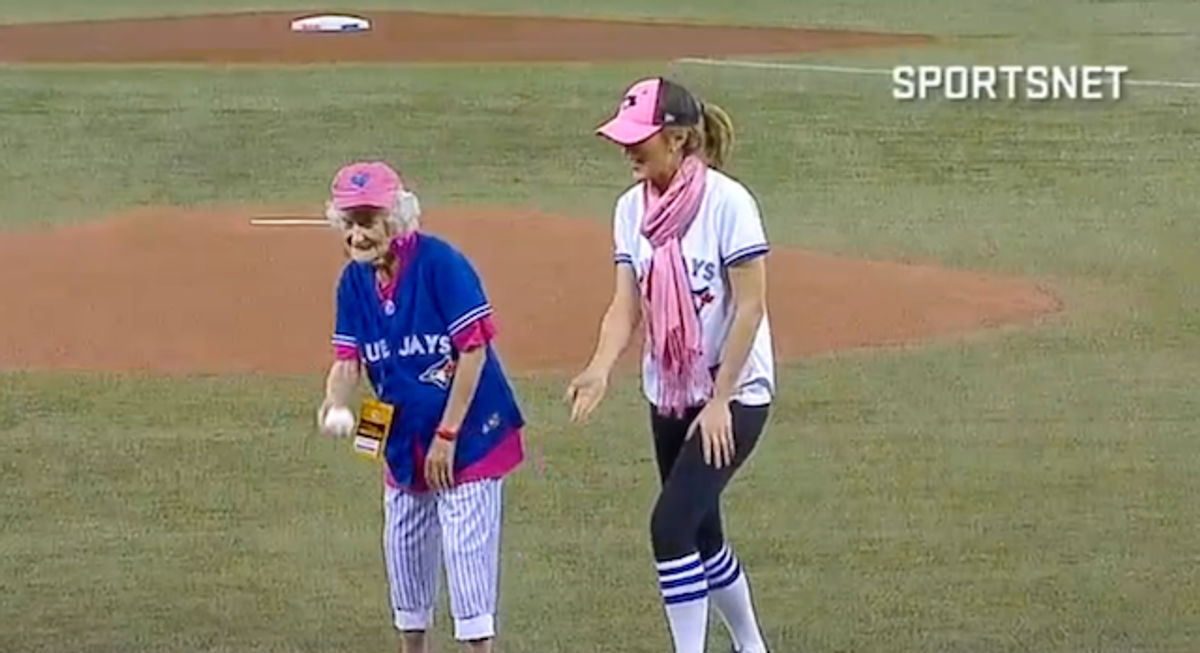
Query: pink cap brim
[[596, 116, 661, 146], [331, 191, 394, 211]]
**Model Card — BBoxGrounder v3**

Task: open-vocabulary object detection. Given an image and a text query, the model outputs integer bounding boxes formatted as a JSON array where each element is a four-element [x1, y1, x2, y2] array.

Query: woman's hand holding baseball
[[316, 396, 337, 436], [319, 360, 360, 437]]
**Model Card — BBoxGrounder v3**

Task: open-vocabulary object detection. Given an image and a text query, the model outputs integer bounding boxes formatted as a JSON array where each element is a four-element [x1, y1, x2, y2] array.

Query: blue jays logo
[[418, 354, 457, 390], [692, 286, 715, 312], [350, 171, 369, 187], [622, 94, 638, 109]]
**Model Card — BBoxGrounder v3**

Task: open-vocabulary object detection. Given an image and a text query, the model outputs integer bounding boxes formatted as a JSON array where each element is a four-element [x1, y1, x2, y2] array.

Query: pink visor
[[595, 78, 665, 146], [330, 161, 402, 210]]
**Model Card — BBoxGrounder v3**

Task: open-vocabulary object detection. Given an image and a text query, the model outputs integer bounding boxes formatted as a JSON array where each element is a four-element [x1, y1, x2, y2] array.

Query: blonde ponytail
[[699, 101, 735, 169]]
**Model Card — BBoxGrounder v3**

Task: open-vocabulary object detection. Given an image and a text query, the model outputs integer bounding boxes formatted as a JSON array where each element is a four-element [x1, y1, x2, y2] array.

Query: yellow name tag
[[353, 398, 396, 460]]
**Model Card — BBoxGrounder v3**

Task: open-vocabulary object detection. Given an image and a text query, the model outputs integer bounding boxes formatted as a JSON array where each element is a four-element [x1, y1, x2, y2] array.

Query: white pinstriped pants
[[383, 478, 504, 641]]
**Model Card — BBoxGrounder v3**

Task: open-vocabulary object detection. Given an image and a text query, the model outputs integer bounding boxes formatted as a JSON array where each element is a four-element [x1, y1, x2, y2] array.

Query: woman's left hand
[[687, 399, 735, 468], [425, 435, 456, 491]]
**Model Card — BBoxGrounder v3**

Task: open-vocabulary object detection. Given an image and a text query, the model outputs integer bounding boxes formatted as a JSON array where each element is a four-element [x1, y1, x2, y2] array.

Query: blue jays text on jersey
[[332, 233, 525, 487], [362, 334, 453, 363]]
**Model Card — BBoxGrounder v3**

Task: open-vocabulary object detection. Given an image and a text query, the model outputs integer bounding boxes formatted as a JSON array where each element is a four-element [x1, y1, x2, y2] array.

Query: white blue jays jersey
[[613, 167, 775, 407], [333, 234, 524, 487]]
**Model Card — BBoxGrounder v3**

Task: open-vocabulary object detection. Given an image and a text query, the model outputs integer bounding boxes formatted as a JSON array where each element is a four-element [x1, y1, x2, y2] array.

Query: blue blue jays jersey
[[332, 234, 525, 487]]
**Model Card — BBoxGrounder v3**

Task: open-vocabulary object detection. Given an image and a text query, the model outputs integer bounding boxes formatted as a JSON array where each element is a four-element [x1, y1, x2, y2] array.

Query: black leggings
[[648, 401, 770, 562]]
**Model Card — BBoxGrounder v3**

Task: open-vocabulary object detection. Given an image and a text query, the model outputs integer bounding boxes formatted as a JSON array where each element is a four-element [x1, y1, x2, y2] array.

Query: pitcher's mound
[[0, 207, 1060, 376]]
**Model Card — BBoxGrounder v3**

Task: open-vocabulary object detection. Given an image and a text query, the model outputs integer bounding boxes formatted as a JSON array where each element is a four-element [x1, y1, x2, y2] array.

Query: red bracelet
[[435, 425, 458, 442]]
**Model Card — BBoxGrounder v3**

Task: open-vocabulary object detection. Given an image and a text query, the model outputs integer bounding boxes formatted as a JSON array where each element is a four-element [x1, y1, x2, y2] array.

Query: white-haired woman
[[316, 161, 526, 653]]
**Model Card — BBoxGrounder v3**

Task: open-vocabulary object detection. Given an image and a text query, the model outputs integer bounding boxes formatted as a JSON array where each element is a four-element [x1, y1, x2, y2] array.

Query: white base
[[290, 14, 371, 33]]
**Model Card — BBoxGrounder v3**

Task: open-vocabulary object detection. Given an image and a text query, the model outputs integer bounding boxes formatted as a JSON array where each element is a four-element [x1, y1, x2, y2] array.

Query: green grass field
[[2, 1, 1198, 652]]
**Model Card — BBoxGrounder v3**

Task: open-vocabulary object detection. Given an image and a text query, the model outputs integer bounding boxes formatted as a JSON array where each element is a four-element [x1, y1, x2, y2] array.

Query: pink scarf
[[640, 155, 712, 418]]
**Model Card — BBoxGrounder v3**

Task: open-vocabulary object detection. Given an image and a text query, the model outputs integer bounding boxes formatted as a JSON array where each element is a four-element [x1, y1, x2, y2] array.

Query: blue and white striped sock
[[656, 552, 709, 653], [704, 544, 767, 653]]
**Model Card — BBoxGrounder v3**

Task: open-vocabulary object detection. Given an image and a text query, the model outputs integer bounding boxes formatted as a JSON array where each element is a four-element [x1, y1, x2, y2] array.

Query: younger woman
[[568, 78, 775, 653]]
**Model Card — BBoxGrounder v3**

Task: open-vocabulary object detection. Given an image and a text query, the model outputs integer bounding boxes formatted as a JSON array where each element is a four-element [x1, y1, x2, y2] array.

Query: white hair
[[324, 189, 421, 233]]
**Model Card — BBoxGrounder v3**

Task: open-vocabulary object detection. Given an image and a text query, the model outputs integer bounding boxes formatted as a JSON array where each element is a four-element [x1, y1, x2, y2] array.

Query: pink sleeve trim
[[451, 315, 497, 352], [334, 344, 358, 361]]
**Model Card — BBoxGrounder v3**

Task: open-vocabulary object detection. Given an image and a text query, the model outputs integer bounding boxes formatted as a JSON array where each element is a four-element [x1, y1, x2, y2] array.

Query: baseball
[[323, 406, 357, 437]]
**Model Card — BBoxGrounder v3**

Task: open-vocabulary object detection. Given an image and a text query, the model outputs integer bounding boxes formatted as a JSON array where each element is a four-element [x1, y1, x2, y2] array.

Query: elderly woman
[[316, 161, 525, 653]]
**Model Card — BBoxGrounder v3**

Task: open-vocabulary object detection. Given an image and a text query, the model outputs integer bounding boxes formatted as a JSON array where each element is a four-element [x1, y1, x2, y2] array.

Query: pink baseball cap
[[330, 161, 403, 210], [595, 77, 703, 146]]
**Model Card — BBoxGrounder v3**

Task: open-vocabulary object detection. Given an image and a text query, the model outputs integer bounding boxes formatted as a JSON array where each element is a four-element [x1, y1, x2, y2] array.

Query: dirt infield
[[0, 208, 1060, 376], [0, 10, 1057, 377], [0, 10, 930, 63]]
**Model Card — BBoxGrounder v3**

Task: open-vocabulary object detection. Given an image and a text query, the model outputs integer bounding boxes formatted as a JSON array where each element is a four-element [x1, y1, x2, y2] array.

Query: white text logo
[[892, 65, 1129, 101]]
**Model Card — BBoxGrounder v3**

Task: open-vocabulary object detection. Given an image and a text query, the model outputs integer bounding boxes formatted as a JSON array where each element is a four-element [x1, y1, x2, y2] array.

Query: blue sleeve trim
[[447, 303, 494, 336], [723, 244, 770, 267]]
